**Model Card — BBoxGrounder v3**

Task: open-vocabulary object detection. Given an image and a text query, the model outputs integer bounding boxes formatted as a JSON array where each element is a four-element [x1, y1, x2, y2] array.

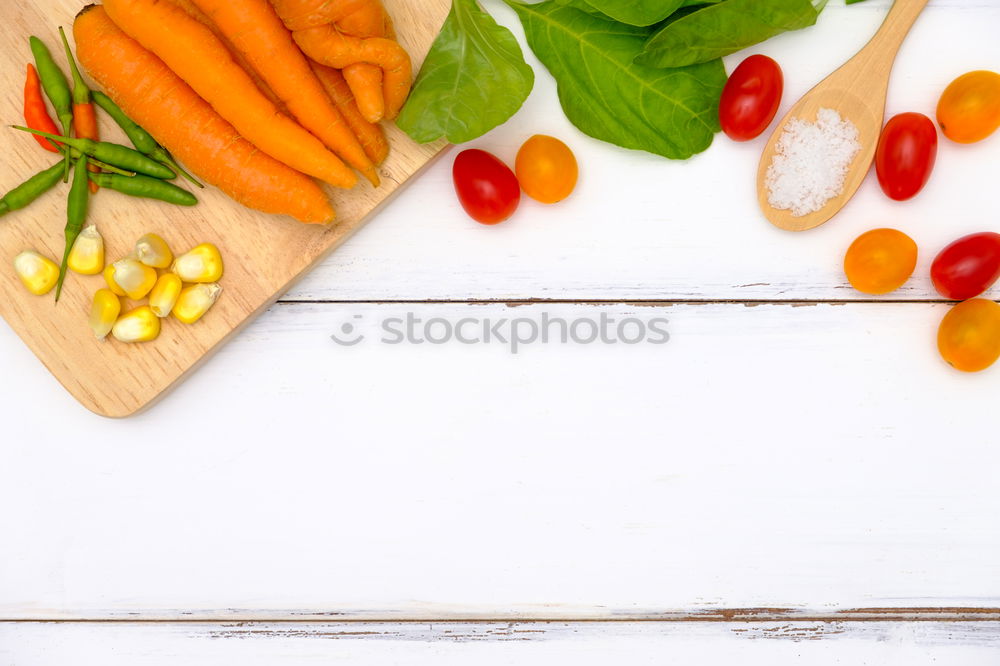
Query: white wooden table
[[2, 0, 999, 661]]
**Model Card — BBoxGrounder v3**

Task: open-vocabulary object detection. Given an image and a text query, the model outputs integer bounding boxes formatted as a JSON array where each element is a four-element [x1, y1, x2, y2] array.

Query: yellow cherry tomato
[[936, 70, 1000, 144], [938, 299, 1000, 373], [514, 134, 578, 204], [843, 228, 918, 295]]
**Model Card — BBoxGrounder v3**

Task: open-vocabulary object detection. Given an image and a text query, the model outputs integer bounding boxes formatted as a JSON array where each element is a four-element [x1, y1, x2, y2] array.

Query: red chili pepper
[[59, 28, 101, 193], [23, 64, 61, 153]]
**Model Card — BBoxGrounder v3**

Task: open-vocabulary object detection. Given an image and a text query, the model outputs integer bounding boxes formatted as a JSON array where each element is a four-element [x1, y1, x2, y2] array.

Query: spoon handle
[[861, 0, 930, 70]]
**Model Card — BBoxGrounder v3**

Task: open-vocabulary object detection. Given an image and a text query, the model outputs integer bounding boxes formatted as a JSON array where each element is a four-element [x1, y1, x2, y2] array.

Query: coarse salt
[[765, 108, 861, 217]]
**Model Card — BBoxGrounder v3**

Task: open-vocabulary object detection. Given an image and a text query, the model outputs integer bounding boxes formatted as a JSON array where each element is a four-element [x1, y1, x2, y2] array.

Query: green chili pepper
[[29, 36, 74, 181], [13, 126, 175, 180], [55, 146, 135, 177], [88, 172, 197, 206], [0, 162, 64, 217], [92, 91, 203, 189], [55, 156, 90, 301]]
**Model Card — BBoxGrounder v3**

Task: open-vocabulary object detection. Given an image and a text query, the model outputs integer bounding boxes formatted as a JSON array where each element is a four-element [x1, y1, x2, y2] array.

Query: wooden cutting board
[[0, 0, 450, 417]]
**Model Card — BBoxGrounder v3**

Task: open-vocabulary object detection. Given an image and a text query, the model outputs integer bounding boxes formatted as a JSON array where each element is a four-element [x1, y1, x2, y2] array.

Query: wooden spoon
[[757, 0, 929, 232]]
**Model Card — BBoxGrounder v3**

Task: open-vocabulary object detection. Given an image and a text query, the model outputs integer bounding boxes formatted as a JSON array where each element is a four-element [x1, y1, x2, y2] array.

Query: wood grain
[[0, 0, 449, 417], [3, 301, 999, 617], [3, 620, 1000, 664]]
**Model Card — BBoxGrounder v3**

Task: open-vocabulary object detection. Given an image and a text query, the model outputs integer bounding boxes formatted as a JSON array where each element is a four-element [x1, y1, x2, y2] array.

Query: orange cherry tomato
[[514, 135, 578, 204], [938, 299, 1000, 373], [843, 228, 918, 295], [936, 70, 1000, 144]]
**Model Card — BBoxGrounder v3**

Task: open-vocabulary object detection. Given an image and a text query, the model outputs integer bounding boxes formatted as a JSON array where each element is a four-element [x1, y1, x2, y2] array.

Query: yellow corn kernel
[[135, 233, 173, 268], [112, 258, 158, 300], [112, 306, 161, 343], [67, 225, 105, 275], [172, 243, 223, 283], [172, 283, 222, 324], [89, 289, 121, 340], [149, 273, 182, 318], [13, 250, 59, 296], [103, 264, 127, 296]]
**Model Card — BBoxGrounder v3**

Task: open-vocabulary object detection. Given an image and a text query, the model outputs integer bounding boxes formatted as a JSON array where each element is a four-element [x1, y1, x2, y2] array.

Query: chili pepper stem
[[158, 153, 204, 189]]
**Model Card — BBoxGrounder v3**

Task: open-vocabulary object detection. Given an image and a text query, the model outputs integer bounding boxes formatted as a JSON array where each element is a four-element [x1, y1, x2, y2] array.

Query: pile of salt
[[765, 108, 861, 217]]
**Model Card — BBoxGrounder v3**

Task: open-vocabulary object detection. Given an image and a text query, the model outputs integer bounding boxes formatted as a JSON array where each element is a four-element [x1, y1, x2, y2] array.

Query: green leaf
[[506, 1, 726, 160], [554, 0, 688, 26], [636, 0, 824, 69], [396, 0, 534, 144]]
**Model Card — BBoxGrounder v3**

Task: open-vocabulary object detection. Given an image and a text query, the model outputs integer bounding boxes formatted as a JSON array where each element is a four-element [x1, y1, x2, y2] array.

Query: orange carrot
[[337, 2, 389, 36], [102, 0, 357, 189], [269, 0, 370, 31], [268, 0, 409, 121], [293, 27, 411, 120], [311, 62, 389, 165], [74, 5, 335, 224], [343, 65, 384, 124], [163, 0, 289, 113], [188, 0, 379, 187], [338, 3, 392, 124]]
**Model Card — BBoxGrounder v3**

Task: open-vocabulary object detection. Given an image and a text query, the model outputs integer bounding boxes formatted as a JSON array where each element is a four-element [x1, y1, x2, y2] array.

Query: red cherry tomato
[[931, 232, 1000, 300], [719, 55, 783, 142], [875, 112, 938, 201], [452, 149, 520, 225]]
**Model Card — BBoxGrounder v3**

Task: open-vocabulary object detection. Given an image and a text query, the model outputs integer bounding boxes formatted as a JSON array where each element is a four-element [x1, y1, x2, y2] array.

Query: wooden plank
[[0, 0, 450, 417], [2, 621, 999, 664], [1, 301, 998, 617], [279, 0, 1000, 302]]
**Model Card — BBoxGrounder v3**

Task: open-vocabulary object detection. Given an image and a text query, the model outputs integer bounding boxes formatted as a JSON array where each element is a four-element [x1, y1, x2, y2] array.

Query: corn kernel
[[67, 225, 105, 275], [103, 264, 127, 296], [13, 250, 59, 296], [112, 305, 161, 343], [135, 233, 173, 268], [172, 243, 223, 283], [89, 288, 121, 340], [149, 273, 182, 318], [112, 258, 158, 300], [173, 283, 222, 324]]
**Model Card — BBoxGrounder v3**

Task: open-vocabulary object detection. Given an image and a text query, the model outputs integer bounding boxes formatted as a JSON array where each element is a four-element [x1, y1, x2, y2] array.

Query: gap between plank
[[6, 608, 1000, 624], [274, 299, 976, 306]]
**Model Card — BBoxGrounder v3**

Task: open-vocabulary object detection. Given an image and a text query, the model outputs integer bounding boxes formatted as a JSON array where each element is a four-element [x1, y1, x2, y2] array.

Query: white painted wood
[[2, 621, 999, 664], [1, 0, 999, 630], [282, 0, 1000, 302], [1, 301, 999, 617]]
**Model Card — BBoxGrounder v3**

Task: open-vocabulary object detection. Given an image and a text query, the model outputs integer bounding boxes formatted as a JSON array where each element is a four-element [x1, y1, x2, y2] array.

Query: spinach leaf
[[554, 0, 688, 27], [396, 0, 534, 144], [505, 1, 726, 160], [636, 0, 826, 69]]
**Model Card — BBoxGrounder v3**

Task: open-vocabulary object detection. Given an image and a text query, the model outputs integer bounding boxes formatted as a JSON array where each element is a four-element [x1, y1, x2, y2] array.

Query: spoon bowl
[[757, 0, 929, 232]]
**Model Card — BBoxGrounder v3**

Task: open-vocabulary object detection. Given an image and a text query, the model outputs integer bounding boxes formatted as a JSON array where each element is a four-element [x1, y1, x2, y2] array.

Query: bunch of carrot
[[75, 0, 411, 225]]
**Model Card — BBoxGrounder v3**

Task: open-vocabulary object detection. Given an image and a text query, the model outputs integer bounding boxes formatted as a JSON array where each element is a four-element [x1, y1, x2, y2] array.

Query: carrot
[[343, 65, 384, 124], [337, 3, 390, 36], [311, 62, 389, 165], [188, 0, 379, 187], [269, 0, 371, 31], [101, 0, 357, 189], [293, 27, 411, 120], [163, 0, 288, 113], [74, 5, 335, 224], [338, 3, 392, 124]]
